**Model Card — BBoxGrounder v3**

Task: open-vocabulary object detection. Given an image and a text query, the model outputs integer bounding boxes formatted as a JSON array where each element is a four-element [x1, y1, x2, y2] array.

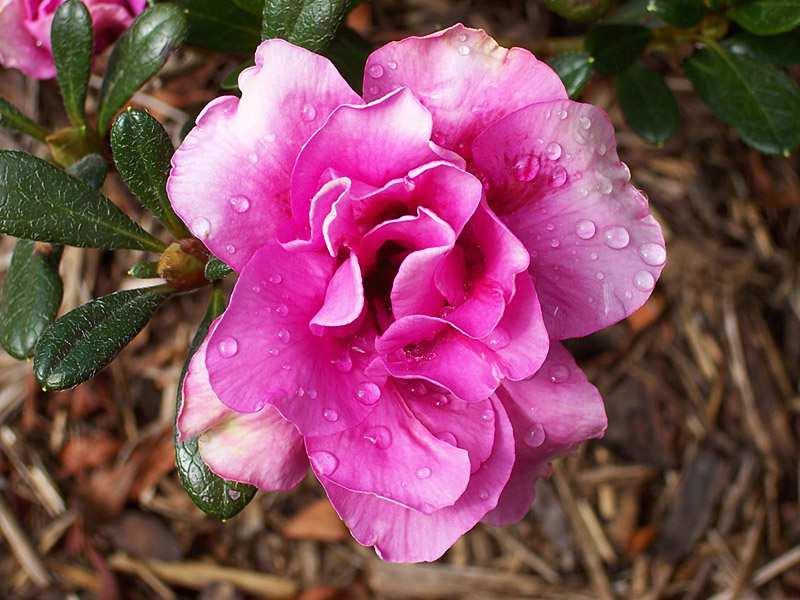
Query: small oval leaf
[[176, 287, 257, 519], [617, 63, 679, 145], [97, 4, 188, 134], [262, 0, 350, 51], [548, 52, 594, 98], [204, 257, 234, 281], [0, 98, 49, 142], [728, 0, 800, 36], [51, 0, 92, 127], [585, 24, 652, 74], [33, 286, 171, 390]]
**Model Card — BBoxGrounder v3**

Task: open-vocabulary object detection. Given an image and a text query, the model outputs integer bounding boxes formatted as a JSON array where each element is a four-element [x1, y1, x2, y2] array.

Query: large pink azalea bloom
[[170, 24, 666, 562], [0, 0, 145, 80]]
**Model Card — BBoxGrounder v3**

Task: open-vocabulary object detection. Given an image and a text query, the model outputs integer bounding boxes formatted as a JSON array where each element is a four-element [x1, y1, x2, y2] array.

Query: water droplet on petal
[[480, 409, 494, 423], [559, 109, 569, 120], [387, 60, 398, 70], [193, 217, 211, 239], [410, 382, 428, 396], [512, 154, 540, 182], [479, 490, 490, 500], [218, 337, 238, 357], [332, 352, 353, 372], [458, 45, 470, 55], [267, 348, 279, 356], [598, 143, 608, 156], [229, 195, 250, 213], [550, 238, 561, 248], [590, 252, 599, 260], [225, 244, 236, 254], [524, 423, 546, 448], [550, 166, 567, 188], [486, 327, 510, 350], [548, 364, 570, 383], [545, 142, 562, 160], [363, 426, 392, 449], [355, 382, 382, 405], [436, 431, 458, 446], [309, 451, 338, 475], [269, 273, 283, 284], [277, 329, 291, 343], [415, 467, 432, 479], [597, 174, 613, 194], [307, 389, 318, 399], [457, 33, 468, 42], [433, 393, 449, 407], [275, 303, 289, 316], [603, 226, 630, 249], [634, 270, 655, 291], [367, 64, 384, 78], [301, 103, 317, 121], [595, 271, 605, 280], [322, 408, 339, 422], [575, 220, 596, 240], [639, 242, 666, 266], [281, 363, 291, 371]]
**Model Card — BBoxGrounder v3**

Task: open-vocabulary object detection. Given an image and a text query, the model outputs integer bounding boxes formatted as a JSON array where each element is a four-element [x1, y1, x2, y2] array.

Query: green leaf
[[548, 52, 594, 98], [647, 0, 705, 27], [176, 287, 256, 519], [111, 109, 190, 238], [543, 0, 610, 21], [0, 151, 166, 251], [585, 24, 652, 74], [0, 97, 49, 142], [97, 4, 188, 134], [617, 63, 679, 145], [128, 260, 161, 278], [684, 42, 800, 154], [33, 286, 171, 390], [204, 257, 233, 281], [262, 0, 350, 51], [67, 153, 108, 190], [324, 26, 372, 94], [232, 0, 263, 14], [51, 0, 92, 127], [0, 240, 64, 359], [176, 0, 261, 53], [724, 31, 800, 66], [729, 0, 800, 35]]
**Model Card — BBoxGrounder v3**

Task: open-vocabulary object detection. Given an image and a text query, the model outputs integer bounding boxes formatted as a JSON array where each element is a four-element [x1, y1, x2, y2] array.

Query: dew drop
[[275, 303, 289, 316], [229, 195, 250, 213], [578, 115, 592, 130], [512, 154, 540, 182], [322, 408, 339, 422], [524, 423, 546, 448], [595, 271, 605, 280], [193, 217, 211, 239], [545, 142, 562, 160], [332, 352, 353, 372], [415, 466, 432, 479], [550, 166, 567, 188], [363, 426, 392, 449], [590, 252, 599, 260], [368, 63, 384, 78], [458, 45, 471, 56], [559, 109, 569, 120], [277, 328, 291, 343], [225, 244, 236, 254], [269, 273, 283, 284], [301, 103, 317, 121], [410, 382, 428, 396], [603, 226, 630, 249], [267, 348, 279, 357], [597, 174, 613, 195], [387, 60, 398, 70], [479, 490, 490, 500], [218, 337, 238, 357], [548, 364, 570, 383], [634, 270, 655, 291], [309, 451, 338, 475], [433, 393, 449, 407], [281, 363, 291, 371], [307, 389, 318, 399], [436, 431, 458, 446], [550, 239, 561, 249], [598, 143, 608, 156], [639, 242, 666, 266], [486, 327, 510, 350], [480, 409, 494, 423], [457, 33, 468, 42], [575, 220, 596, 240], [355, 382, 382, 406], [546, 223, 555, 232]]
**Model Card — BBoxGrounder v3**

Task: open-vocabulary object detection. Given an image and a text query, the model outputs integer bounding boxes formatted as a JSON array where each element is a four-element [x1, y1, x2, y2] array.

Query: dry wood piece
[[0, 495, 51, 588]]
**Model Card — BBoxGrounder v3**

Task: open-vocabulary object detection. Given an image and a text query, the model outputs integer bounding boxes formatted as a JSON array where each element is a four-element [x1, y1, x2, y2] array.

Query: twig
[[0, 495, 51, 588]]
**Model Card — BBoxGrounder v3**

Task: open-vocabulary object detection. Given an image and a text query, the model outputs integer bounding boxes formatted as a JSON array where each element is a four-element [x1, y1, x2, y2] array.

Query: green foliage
[[728, 0, 800, 35], [204, 258, 234, 281], [97, 4, 188, 134], [51, 0, 92, 127], [175, 287, 257, 519], [176, 0, 261, 53], [67, 154, 108, 190], [262, 0, 350, 51], [324, 26, 372, 94], [585, 24, 651, 74], [0, 98, 49, 142], [548, 52, 594, 98], [647, 0, 706, 27], [617, 63, 679, 145], [724, 31, 800, 66], [544, 0, 610, 21]]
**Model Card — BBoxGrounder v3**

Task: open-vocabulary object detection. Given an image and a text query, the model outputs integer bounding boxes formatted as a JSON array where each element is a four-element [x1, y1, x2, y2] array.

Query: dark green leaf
[[724, 31, 800, 66], [548, 52, 594, 98], [684, 42, 800, 154], [176, 287, 256, 519], [585, 24, 651, 74], [97, 4, 188, 134], [323, 26, 371, 94], [0, 151, 165, 251], [204, 257, 233, 281], [111, 109, 190, 238], [647, 0, 705, 27], [176, 0, 261, 53], [543, 0, 610, 21], [0, 97, 49, 142], [729, 0, 800, 35], [67, 153, 108, 190], [0, 241, 63, 359], [232, 0, 263, 15], [51, 0, 92, 127], [128, 260, 160, 278], [262, 0, 350, 51], [33, 286, 171, 390], [617, 63, 679, 145]]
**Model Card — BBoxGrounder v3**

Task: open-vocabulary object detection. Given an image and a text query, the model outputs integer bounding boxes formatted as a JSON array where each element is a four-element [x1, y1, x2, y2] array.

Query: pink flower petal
[[363, 23, 566, 155], [311, 251, 364, 330], [472, 99, 666, 339], [206, 242, 383, 436], [484, 342, 606, 526], [0, 0, 55, 79], [306, 382, 471, 514], [167, 39, 361, 271], [322, 396, 514, 562]]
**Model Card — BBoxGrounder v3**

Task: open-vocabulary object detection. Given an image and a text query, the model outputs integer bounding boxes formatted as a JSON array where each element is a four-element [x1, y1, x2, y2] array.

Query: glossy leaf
[[324, 26, 371, 94], [724, 31, 800, 66], [617, 63, 679, 145], [728, 0, 800, 35], [175, 287, 256, 519], [204, 257, 233, 281], [176, 0, 261, 53], [111, 109, 190, 238], [544, 0, 610, 21], [232, 0, 263, 14], [97, 4, 188, 134], [0, 151, 165, 251], [548, 52, 594, 98], [0, 240, 64, 359], [51, 0, 92, 127], [585, 24, 651, 74], [647, 0, 705, 27], [262, 0, 350, 51], [67, 153, 108, 190], [684, 42, 800, 154], [0, 98, 49, 142], [33, 286, 171, 390]]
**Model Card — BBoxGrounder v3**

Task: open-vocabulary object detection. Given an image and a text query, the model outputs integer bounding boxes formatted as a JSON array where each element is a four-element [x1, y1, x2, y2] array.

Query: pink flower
[[169, 24, 666, 562], [0, 0, 146, 80]]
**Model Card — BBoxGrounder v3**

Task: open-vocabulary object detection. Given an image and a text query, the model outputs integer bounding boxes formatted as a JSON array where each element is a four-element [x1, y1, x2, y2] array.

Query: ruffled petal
[[363, 23, 566, 155], [0, 0, 55, 79], [167, 39, 361, 271], [311, 251, 364, 330], [472, 99, 666, 339]]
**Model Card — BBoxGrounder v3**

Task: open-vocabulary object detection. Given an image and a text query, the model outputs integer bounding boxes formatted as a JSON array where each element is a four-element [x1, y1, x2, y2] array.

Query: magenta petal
[[484, 342, 606, 526], [306, 382, 470, 514], [291, 88, 440, 223], [167, 39, 361, 271], [472, 99, 666, 339], [311, 251, 364, 330], [377, 316, 500, 401], [322, 396, 515, 562], [0, 0, 55, 79], [206, 243, 382, 436], [363, 24, 566, 154]]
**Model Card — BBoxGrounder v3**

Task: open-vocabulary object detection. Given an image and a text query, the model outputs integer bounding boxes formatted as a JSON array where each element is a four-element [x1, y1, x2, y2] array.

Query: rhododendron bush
[[0, 0, 796, 565]]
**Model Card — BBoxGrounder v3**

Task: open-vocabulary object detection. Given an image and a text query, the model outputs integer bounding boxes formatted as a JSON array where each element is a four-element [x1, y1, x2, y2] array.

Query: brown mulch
[[2, 1, 800, 598]]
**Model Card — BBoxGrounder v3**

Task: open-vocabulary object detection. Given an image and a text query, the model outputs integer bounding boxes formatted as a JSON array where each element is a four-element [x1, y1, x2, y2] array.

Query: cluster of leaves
[[0, 0, 359, 520], [547, 0, 800, 154]]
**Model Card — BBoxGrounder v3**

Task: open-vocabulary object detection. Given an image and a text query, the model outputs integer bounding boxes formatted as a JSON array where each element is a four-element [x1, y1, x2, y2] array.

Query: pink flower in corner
[[169, 24, 666, 562], [0, 0, 146, 80]]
